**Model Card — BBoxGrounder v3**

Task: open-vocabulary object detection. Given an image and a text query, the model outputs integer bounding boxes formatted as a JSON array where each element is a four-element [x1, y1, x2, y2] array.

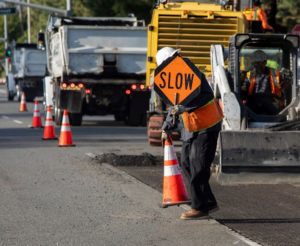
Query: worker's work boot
[[180, 209, 209, 220], [208, 202, 219, 213]]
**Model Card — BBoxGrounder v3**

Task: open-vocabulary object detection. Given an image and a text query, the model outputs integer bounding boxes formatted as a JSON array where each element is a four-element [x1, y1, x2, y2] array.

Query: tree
[[277, 0, 300, 31], [85, 0, 153, 23]]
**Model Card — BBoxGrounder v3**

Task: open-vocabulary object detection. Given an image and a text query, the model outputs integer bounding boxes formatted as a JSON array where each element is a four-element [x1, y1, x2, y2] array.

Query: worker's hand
[[171, 105, 186, 115], [161, 130, 168, 141]]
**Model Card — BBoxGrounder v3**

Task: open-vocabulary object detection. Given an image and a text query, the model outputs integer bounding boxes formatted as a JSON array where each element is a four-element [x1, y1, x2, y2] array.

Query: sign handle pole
[[172, 93, 178, 125]]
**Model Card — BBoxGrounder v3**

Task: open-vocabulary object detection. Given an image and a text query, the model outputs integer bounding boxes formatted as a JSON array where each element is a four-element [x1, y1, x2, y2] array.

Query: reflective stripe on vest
[[248, 70, 280, 96], [181, 99, 223, 132], [243, 7, 273, 30]]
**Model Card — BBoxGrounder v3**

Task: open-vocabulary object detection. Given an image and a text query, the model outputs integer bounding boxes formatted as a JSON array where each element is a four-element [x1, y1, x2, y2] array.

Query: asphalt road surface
[[0, 86, 299, 246]]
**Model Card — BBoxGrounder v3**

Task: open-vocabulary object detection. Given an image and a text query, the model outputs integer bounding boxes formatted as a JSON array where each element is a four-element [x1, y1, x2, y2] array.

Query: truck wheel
[[54, 106, 63, 126], [16, 85, 21, 102], [114, 112, 126, 122], [126, 111, 142, 126], [69, 113, 82, 126], [7, 91, 14, 101]]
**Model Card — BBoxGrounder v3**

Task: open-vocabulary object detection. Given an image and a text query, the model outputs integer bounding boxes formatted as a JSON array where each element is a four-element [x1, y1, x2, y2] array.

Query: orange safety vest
[[243, 7, 273, 30], [181, 99, 223, 132], [248, 69, 281, 97]]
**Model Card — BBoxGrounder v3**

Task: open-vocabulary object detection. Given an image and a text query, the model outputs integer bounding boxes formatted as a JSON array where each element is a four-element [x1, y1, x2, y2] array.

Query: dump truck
[[45, 15, 149, 126], [146, 0, 266, 146], [211, 33, 300, 184], [6, 43, 47, 102]]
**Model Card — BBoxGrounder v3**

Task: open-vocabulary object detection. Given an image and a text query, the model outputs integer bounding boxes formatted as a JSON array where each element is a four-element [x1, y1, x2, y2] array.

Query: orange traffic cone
[[19, 92, 27, 112], [42, 106, 57, 140], [162, 136, 190, 208], [58, 110, 75, 147], [31, 99, 43, 128]]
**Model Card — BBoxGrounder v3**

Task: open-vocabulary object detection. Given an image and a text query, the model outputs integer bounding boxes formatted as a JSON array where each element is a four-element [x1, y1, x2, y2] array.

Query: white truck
[[7, 43, 47, 102], [45, 15, 149, 126]]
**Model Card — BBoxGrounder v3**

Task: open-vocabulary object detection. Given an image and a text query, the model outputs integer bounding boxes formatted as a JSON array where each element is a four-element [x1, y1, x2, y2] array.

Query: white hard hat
[[251, 50, 267, 63], [156, 47, 179, 66]]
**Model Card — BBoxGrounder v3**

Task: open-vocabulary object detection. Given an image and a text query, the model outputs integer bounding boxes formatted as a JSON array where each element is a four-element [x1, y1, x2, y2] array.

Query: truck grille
[[158, 14, 239, 73]]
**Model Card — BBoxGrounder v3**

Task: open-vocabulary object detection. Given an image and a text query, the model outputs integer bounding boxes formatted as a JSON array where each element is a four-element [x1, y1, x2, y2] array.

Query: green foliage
[[277, 0, 300, 31], [0, 0, 154, 74], [0, 0, 298, 59], [85, 0, 153, 23]]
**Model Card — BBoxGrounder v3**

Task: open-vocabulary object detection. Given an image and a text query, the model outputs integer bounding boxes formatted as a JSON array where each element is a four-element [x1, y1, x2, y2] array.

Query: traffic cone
[[58, 110, 75, 147], [19, 92, 27, 112], [31, 99, 43, 128], [162, 136, 190, 208], [42, 106, 57, 140]]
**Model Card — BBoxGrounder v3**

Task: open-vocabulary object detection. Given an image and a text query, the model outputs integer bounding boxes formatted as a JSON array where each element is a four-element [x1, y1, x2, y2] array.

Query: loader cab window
[[239, 45, 293, 116]]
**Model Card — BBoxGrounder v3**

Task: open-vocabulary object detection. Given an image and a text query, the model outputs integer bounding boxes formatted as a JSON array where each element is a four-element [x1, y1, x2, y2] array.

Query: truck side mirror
[[37, 31, 45, 50]]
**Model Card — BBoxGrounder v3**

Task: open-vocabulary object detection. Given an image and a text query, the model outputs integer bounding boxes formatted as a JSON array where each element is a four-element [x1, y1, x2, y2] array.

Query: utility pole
[[3, 14, 8, 74], [27, 0, 30, 43], [66, 0, 72, 16]]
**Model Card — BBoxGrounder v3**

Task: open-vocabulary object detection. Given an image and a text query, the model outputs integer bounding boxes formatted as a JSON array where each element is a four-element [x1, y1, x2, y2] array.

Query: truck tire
[[126, 113, 141, 126], [16, 85, 21, 102], [7, 91, 14, 101], [114, 112, 126, 122], [54, 106, 63, 126], [69, 113, 82, 126]]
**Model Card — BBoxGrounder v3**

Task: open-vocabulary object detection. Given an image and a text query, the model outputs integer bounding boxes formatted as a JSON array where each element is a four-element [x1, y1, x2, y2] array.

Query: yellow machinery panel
[[146, 2, 247, 86]]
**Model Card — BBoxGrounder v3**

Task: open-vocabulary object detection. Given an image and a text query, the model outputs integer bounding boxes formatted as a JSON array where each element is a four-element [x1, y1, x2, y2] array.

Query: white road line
[[0, 88, 6, 94], [13, 120, 23, 124], [1, 115, 10, 119]]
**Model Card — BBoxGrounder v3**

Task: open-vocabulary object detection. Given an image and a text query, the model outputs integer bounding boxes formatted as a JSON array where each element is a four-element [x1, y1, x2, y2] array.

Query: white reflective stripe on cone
[[164, 164, 181, 177], [61, 125, 71, 132], [164, 145, 177, 161], [45, 119, 54, 126], [33, 111, 40, 117], [62, 117, 70, 124]]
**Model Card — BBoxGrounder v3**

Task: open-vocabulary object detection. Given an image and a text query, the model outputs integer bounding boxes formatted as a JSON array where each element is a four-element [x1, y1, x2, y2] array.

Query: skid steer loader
[[211, 33, 300, 184]]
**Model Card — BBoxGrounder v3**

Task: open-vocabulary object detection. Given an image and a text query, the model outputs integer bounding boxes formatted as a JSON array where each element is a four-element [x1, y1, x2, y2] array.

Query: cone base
[[161, 200, 191, 208], [19, 109, 28, 112], [31, 126, 43, 128], [42, 137, 58, 140], [58, 144, 76, 147]]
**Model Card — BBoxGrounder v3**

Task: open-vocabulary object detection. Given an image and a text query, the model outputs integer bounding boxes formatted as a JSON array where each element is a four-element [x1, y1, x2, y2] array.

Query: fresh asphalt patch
[[90, 152, 300, 246]]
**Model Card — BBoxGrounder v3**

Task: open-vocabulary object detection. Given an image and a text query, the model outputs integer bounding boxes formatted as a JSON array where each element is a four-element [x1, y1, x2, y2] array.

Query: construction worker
[[243, 0, 273, 31], [156, 47, 223, 220], [241, 49, 283, 115]]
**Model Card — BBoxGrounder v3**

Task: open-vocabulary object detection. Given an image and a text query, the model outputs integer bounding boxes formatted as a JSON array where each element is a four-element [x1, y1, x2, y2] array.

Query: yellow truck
[[146, 0, 254, 145]]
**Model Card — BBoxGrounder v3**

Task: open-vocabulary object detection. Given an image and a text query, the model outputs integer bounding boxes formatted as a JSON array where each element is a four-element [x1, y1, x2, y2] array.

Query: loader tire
[[69, 113, 82, 126], [147, 115, 164, 147], [147, 128, 162, 139], [148, 137, 163, 147]]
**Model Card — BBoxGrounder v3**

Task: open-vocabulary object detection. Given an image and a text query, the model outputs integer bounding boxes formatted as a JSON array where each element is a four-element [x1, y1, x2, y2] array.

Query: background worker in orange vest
[[243, 0, 273, 31], [241, 49, 283, 115], [157, 47, 223, 220]]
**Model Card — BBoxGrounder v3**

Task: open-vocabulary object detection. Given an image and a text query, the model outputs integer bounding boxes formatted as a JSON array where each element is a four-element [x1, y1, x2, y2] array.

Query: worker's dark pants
[[180, 131, 219, 212]]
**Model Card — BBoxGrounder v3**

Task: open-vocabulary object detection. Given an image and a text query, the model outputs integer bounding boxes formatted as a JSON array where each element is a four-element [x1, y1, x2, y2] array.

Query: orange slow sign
[[154, 54, 202, 106]]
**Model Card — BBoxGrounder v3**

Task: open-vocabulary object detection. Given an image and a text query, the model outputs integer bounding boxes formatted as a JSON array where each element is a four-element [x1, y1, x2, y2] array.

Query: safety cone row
[[31, 99, 43, 128], [162, 136, 190, 208], [42, 106, 57, 140], [19, 92, 28, 112], [58, 110, 75, 147]]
